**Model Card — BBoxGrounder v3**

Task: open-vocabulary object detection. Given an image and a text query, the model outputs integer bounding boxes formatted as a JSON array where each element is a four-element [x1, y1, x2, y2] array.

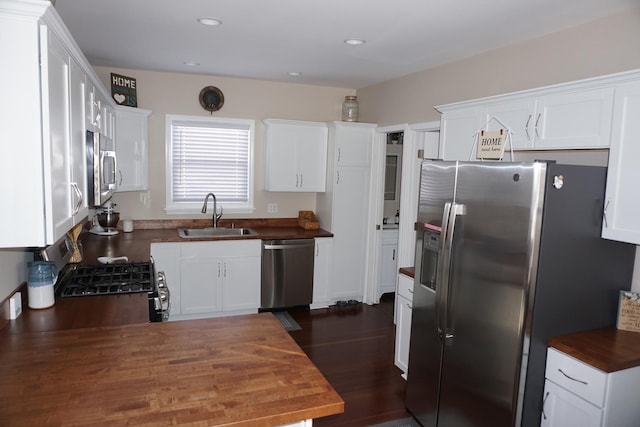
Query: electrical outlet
[[267, 203, 278, 213], [9, 292, 22, 319]]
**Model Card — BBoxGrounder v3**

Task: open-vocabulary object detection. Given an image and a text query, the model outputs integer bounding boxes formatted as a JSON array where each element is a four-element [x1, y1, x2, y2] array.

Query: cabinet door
[[394, 294, 413, 375], [312, 237, 333, 308], [534, 88, 614, 149], [541, 380, 603, 427], [115, 107, 151, 192], [333, 123, 374, 167], [483, 99, 536, 151], [69, 58, 88, 222], [602, 81, 640, 244], [330, 166, 370, 300], [297, 135, 327, 191], [222, 256, 260, 311], [42, 28, 74, 241], [380, 240, 398, 296], [180, 257, 222, 314], [265, 123, 299, 191], [439, 107, 482, 161]]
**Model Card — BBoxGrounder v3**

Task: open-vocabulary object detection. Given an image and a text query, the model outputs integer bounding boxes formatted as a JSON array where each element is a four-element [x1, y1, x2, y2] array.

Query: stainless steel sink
[[177, 227, 259, 238]]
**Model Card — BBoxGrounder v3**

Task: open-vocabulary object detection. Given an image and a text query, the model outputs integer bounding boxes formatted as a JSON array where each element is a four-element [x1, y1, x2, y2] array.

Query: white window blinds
[[166, 115, 254, 213]]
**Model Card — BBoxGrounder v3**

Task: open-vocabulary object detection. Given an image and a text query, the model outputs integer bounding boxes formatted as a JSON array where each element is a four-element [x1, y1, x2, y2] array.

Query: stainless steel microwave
[[86, 130, 116, 207]]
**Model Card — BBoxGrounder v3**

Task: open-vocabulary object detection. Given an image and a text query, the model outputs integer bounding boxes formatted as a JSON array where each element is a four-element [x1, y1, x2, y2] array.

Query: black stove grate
[[58, 262, 154, 297]]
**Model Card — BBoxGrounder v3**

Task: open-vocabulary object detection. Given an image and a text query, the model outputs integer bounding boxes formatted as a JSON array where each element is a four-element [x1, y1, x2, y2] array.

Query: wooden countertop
[[548, 327, 640, 373], [79, 218, 332, 264], [0, 313, 344, 426]]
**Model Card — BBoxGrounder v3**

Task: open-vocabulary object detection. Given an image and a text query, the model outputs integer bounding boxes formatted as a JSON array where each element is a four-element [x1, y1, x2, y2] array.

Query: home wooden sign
[[476, 129, 507, 160], [617, 291, 640, 333], [111, 73, 137, 107]]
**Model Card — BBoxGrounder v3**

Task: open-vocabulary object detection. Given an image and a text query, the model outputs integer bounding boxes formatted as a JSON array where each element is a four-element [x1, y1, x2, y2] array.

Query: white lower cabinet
[[311, 237, 333, 309], [542, 348, 640, 427], [151, 240, 260, 321], [379, 229, 399, 298], [394, 273, 413, 377]]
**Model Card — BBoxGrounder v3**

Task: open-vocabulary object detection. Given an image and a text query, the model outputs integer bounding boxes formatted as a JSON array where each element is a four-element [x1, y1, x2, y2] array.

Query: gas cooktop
[[58, 262, 154, 297]]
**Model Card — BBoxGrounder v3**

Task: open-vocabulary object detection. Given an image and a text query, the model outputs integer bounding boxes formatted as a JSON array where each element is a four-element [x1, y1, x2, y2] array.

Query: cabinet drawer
[[397, 273, 414, 301], [546, 348, 607, 407]]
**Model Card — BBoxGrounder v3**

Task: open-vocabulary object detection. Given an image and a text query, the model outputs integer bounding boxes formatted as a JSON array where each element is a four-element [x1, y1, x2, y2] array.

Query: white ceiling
[[54, 0, 638, 89]]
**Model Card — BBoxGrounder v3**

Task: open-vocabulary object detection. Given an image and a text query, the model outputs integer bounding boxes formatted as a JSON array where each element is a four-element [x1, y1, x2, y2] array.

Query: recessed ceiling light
[[184, 61, 200, 66], [288, 72, 302, 76], [344, 39, 365, 46], [198, 17, 222, 26]]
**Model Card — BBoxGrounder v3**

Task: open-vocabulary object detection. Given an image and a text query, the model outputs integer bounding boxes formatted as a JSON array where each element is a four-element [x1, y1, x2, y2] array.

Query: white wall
[[0, 250, 32, 304]]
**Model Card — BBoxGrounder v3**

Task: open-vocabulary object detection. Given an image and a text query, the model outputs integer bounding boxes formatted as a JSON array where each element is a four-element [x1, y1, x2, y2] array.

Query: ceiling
[[54, 0, 638, 89]]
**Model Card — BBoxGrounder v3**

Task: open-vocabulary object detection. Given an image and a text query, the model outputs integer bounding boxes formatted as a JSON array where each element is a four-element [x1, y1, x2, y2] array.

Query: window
[[166, 115, 255, 214]]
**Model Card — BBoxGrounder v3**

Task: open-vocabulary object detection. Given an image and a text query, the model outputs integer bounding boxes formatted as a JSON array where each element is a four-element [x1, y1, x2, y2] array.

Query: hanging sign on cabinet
[[476, 129, 507, 160], [111, 73, 137, 107]]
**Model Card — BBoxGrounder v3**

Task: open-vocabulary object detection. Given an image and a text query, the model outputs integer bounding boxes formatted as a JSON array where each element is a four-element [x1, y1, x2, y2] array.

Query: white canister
[[27, 261, 57, 309], [122, 219, 134, 233]]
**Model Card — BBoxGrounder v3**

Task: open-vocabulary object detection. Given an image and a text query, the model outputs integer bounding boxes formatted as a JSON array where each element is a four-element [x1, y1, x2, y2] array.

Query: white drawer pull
[[558, 368, 588, 385]]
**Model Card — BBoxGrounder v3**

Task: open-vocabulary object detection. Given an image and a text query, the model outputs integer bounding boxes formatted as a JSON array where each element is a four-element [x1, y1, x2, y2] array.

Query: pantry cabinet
[[541, 347, 640, 427], [0, 1, 114, 247], [115, 106, 151, 192], [264, 119, 328, 192], [316, 122, 376, 302]]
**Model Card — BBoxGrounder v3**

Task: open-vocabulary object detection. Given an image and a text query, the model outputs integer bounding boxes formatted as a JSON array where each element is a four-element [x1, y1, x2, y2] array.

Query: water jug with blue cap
[[27, 261, 57, 309]]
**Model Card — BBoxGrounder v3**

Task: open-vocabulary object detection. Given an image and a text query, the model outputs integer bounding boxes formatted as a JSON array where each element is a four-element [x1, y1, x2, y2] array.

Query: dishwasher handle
[[263, 240, 314, 250]]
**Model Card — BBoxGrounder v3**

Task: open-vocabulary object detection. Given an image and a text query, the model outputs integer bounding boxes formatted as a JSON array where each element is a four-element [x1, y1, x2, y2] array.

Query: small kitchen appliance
[[86, 130, 116, 207], [406, 161, 635, 427], [90, 202, 120, 235]]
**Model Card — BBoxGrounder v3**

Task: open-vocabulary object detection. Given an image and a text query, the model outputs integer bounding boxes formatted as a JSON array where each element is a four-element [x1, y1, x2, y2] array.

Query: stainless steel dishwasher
[[261, 239, 315, 310]]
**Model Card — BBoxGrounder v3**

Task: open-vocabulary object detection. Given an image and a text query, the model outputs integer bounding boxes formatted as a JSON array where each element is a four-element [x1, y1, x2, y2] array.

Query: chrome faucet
[[201, 193, 223, 228]]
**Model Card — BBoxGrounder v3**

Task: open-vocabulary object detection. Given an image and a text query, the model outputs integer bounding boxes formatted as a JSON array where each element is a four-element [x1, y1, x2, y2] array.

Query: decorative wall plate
[[199, 86, 224, 113]]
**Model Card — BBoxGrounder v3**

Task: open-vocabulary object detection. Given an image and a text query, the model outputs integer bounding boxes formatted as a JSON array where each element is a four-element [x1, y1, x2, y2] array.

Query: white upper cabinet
[[438, 107, 482, 160], [437, 76, 618, 161], [602, 80, 640, 244], [264, 119, 328, 192], [115, 106, 151, 192], [331, 121, 374, 166], [0, 1, 114, 247]]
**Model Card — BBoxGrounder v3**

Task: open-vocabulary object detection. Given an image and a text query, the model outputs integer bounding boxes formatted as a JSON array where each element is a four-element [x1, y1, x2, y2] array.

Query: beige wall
[[357, 8, 640, 126], [93, 67, 354, 221]]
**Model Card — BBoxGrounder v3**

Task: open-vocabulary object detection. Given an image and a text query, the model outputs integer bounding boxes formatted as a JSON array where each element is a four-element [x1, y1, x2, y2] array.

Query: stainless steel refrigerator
[[405, 161, 635, 427]]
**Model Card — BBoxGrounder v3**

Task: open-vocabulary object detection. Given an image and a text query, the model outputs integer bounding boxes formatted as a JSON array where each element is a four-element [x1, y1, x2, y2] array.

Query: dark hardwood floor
[[288, 293, 412, 426]]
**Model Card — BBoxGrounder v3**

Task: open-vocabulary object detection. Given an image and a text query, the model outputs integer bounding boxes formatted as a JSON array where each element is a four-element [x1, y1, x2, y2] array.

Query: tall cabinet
[[316, 122, 376, 302]]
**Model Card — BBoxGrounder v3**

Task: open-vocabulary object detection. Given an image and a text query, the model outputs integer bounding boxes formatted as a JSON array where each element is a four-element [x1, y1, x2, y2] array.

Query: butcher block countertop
[[548, 327, 640, 373], [0, 313, 344, 426], [78, 218, 332, 264]]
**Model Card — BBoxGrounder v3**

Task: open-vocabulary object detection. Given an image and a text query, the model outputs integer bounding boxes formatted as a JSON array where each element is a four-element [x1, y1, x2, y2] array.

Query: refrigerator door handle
[[437, 202, 466, 346]]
